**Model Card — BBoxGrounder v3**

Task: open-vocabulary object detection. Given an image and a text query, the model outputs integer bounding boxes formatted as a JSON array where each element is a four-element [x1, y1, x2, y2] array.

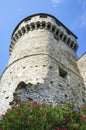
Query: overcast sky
[[0, 0, 86, 76]]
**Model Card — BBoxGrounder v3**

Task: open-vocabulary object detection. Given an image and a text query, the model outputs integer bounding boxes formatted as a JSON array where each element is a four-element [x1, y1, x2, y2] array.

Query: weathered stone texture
[[77, 53, 86, 87], [0, 14, 86, 115]]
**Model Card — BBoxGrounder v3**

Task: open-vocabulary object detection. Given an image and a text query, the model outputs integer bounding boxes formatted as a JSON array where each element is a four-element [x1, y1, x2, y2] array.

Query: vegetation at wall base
[[0, 101, 86, 130]]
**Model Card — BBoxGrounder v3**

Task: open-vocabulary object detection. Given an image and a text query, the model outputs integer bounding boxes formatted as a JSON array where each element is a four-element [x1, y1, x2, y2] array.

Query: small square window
[[59, 67, 67, 79], [40, 15, 47, 18]]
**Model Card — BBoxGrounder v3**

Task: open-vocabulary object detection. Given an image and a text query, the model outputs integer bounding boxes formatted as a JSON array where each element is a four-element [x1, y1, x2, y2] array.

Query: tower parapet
[[10, 13, 78, 55]]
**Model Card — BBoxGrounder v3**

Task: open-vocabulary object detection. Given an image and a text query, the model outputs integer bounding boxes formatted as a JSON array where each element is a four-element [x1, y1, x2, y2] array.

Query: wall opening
[[47, 23, 51, 30], [31, 23, 35, 30], [63, 36, 66, 43], [51, 25, 56, 32], [59, 67, 67, 79], [67, 38, 70, 45], [21, 27, 25, 34], [59, 32, 63, 40], [55, 29, 59, 37], [42, 22, 46, 28], [36, 22, 40, 29], [40, 15, 47, 18], [70, 41, 74, 48], [26, 24, 30, 31]]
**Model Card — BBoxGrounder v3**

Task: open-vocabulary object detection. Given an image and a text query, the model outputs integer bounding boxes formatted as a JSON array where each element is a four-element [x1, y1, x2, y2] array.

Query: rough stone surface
[[77, 53, 86, 87], [0, 14, 86, 115]]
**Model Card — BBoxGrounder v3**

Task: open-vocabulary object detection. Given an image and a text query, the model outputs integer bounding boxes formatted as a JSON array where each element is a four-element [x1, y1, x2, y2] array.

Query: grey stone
[[0, 13, 86, 115]]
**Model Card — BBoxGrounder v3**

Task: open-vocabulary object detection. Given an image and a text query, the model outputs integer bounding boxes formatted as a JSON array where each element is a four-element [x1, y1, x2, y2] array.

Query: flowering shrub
[[0, 101, 86, 130]]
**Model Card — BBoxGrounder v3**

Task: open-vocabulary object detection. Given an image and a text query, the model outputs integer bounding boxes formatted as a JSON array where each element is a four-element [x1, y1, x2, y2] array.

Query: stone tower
[[77, 53, 86, 86], [0, 13, 86, 114]]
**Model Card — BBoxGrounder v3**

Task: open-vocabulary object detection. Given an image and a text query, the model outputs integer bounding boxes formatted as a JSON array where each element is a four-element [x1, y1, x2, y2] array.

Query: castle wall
[[0, 54, 85, 114], [0, 14, 85, 114], [9, 29, 78, 72], [77, 53, 86, 87]]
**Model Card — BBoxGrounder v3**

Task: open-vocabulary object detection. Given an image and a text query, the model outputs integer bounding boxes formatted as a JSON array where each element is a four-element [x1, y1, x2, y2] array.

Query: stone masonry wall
[[77, 53, 86, 87], [0, 54, 85, 114], [0, 14, 86, 115]]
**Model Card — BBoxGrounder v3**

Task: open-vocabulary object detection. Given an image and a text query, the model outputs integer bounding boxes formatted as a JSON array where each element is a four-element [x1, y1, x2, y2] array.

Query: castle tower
[[77, 53, 86, 86], [0, 13, 86, 114]]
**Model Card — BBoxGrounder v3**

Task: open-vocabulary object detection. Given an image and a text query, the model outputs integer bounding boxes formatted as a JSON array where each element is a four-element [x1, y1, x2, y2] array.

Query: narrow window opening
[[21, 27, 25, 34], [40, 15, 47, 18], [56, 21, 61, 26], [82, 98, 85, 102], [47, 23, 51, 30], [56, 30, 59, 36], [31, 24, 35, 30], [42, 22, 46, 28], [70, 41, 74, 48], [65, 94, 68, 98], [15, 34, 18, 39], [60, 33, 63, 39], [26, 25, 30, 31], [63, 36, 66, 43], [59, 67, 67, 79], [66, 30, 70, 35], [52, 26, 55, 32], [37, 22, 40, 29], [67, 38, 70, 45], [13, 37, 16, 42], [50, 81, 53, 84], [74, 44, 77, 50], [18, 30, 22, 36]]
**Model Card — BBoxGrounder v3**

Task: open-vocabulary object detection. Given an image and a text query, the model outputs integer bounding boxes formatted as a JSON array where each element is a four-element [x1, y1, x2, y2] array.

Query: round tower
[[0, 13, 86, 114]]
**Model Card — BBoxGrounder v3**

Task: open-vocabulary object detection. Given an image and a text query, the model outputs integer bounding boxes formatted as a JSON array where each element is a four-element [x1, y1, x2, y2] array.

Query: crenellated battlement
[[10, 14, 78, 55]]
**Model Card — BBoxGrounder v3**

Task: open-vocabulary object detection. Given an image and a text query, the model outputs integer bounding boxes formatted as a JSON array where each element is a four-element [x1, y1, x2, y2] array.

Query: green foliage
[[0, 101, 86, 130]]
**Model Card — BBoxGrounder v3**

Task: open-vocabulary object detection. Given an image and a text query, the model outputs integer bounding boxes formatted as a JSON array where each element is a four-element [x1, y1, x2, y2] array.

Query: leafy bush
[[0, 101, 86, 130]]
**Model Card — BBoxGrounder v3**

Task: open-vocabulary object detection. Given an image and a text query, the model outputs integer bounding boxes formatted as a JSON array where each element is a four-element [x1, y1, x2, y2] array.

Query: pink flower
[[2, 114, 6, 118], [0, 126, 2, 130], [32, 102, 38, 106], [62, 128, 67, 130], [34, 107, 39, 110], [56, 127, 60, 130], [17, 113, 21, 117], [80, 116, 86, 121], [42, 104, 46, 108], [82, 106, 86, 110], [27, 117, 30, 121], [63, 118, 66, 122]]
